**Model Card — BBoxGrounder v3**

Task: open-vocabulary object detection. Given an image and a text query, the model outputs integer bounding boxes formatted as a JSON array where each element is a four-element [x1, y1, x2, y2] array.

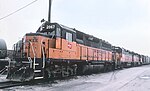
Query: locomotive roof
[[72, 26, 111, 45], [52, 23, 111, 44], [59, 24, 76, 33], [49, 22, 76, 33]]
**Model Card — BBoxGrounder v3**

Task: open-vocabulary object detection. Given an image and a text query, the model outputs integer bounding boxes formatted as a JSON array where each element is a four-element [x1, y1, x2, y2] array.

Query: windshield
[[42, 30, 55, 37]]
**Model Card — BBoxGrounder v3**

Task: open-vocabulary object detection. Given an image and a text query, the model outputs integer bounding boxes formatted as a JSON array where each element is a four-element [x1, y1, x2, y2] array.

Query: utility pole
[[48, 0, 52, 22]]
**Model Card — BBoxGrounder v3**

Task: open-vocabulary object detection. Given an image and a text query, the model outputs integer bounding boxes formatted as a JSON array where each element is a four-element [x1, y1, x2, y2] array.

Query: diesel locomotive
[[6, 21, 150, 82]]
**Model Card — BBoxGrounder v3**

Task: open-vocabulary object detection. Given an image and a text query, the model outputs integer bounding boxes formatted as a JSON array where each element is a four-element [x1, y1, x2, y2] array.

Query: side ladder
[[32, 41, 45, 80], [33, 60, 45, 80]]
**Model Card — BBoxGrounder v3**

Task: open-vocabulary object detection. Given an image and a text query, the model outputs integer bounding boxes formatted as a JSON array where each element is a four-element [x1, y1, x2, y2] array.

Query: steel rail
[[0, 81, 25, 89]]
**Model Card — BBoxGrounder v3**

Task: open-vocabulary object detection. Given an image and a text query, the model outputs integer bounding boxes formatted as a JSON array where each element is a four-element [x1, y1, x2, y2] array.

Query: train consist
[[0, 39, 9, 71], [6, 21, 150, 82]]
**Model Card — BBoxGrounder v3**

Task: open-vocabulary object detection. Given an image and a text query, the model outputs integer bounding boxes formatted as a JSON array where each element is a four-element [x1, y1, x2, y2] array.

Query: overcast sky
[[0, 0, 150, 56]]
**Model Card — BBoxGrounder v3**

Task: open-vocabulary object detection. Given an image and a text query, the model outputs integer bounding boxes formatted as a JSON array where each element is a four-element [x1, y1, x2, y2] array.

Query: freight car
[[0, 39, 7, 59], [0, 39, 9, 71], [6, 21, 150, 82]]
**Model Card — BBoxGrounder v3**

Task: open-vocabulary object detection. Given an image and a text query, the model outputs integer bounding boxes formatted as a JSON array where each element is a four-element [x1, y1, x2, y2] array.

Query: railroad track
[[0, 76, 77, 89], [0, 81, 25, 89], [0, 79, 55, 89]]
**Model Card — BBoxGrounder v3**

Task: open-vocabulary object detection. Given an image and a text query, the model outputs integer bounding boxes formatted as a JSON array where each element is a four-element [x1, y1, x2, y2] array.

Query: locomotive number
[[46, 25, 55, 29]]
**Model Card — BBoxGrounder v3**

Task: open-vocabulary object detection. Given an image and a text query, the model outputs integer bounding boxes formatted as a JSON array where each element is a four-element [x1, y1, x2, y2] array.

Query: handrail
[[0, 67, 7, 75], [41, 39, 45, 68], [27, 57, 33, 68], [29, 41, 36, 69], [26, 41, 36, 69]]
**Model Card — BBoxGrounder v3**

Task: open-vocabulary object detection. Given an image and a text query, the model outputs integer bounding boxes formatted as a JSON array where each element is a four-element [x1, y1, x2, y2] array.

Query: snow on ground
[[1, 65, 150, 91], [0, 75, 8, 82]]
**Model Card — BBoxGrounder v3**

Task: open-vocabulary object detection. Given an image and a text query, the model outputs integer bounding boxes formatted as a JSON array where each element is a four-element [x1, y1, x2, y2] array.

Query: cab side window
[[66, 32, 72, 42], [56, 28, 61, 37]]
